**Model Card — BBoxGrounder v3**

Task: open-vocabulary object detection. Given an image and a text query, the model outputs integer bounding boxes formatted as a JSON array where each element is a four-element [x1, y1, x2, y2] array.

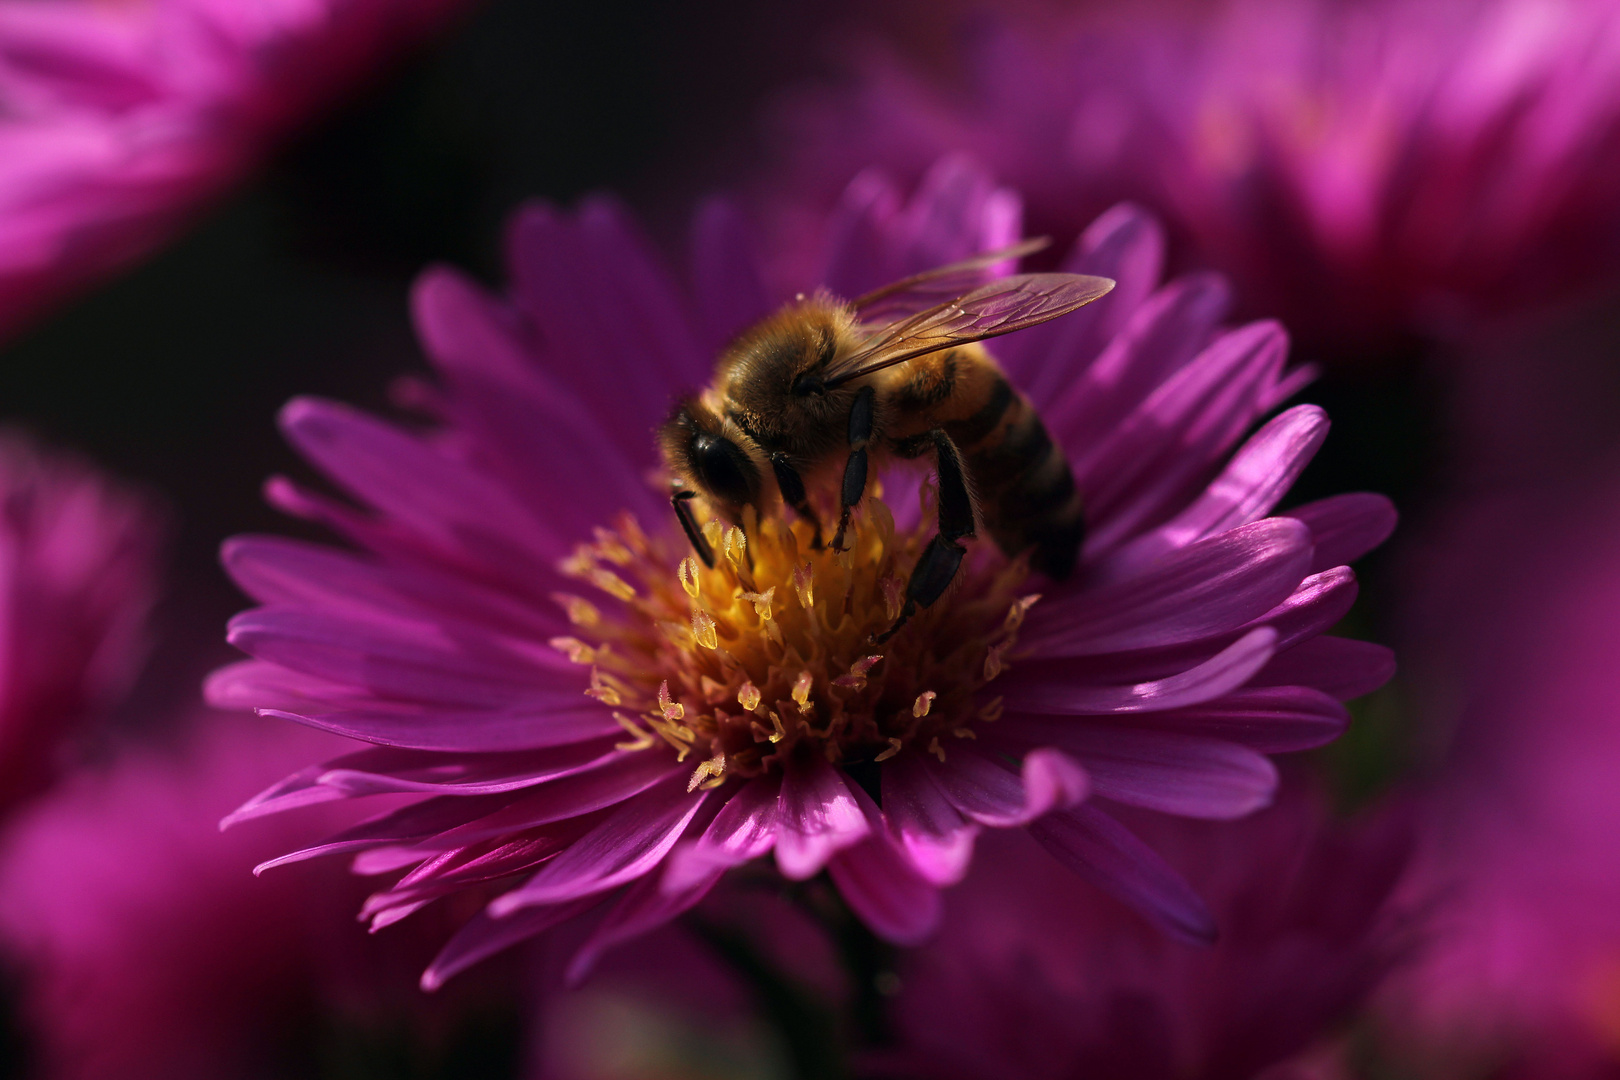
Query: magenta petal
[[1022, 519, 1311, 657], [1039, 727, 1277, 819], [826, 785, 943, 946], [1284, 492, 1399, 572], [1052, 273, 1232, 455], [1099, 686, 1348, 753], [1030, 805, 1216, 945], [226, 607, 574, 708], [1003, 627, 1279, 714], [490, 780, 708, 913], [379, 751, 684, 859], [1001, 202, 1166, 397], [503, 198, 707, 436], [567, 869, 723, 986], [257, 703, 620, 754], [1253, 637, 1396, 701], [420, 897, 599, 992], [662, 776, 781, 894], [1248, 567, 1358, 650], [278, 396, 559, 569], [691, 197, 772, 349], [881, 753, 979, 885], [312, 740, 623, 797], [925, 746, 1090, 828], [223, 535, 566, 641], [1110, 404, 1328, 572], [774, 755, 870, 880]]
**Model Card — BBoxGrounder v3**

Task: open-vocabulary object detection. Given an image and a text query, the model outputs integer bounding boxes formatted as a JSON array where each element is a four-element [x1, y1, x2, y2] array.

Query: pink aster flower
[[0, 0, 469, 344], [0, 432, 160, 817], [210, 156, 1395, 988], [768, 0, 1620, 359], [0, 715, 516, 1080], [864, 779, 1414, 1080]]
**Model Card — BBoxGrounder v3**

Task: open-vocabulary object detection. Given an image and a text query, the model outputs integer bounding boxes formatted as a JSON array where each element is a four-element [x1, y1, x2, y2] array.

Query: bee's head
[[716, 296, 857, 453], [658, 398, 764, 519]]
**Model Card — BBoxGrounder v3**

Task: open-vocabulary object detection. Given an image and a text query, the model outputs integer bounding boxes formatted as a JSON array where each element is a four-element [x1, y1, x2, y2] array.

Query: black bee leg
[[831, 385, 876, 551], [771, 453, 824, 548], [672, 490, 715, 568], [877, 430, 975, 643]]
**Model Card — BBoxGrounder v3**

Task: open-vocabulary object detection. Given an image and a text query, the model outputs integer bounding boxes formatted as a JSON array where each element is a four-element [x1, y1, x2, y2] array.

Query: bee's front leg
[[877, 429, 975, 643], [671, 488, 715, 568], [830, 385, 876, 552]]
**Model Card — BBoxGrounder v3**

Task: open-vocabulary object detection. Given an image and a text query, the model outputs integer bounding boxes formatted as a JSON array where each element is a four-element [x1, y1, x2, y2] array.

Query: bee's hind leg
[[671, 490, 715, 568], [877, 429, 975, 643], [830, 385, 876, 551]]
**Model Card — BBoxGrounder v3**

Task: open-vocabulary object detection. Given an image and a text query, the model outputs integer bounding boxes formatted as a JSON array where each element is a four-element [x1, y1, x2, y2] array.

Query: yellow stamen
[[913, 691, 936, 718], [738, 682, 762, 712], [677, 557, 701, 598], [691, 609, 719, 650]]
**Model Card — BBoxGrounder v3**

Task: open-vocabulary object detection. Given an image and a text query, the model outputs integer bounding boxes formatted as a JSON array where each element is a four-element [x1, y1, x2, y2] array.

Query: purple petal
[[1285, 493, 1399, 572], [490, 780, 708, 912], [311, 740, 623, 798], [1084, 686, 1347, 753], [1051, 273, 1232, 459], [222, 535, 566, 641], [567, 870, 722, 986], [370, 750, 684, 861], [1078, 321, 1292, 555], [278, 397, 561, 573], [253, 792, 525, 873], [1109, 404, 1328, 573], [1022, 520, 1310, 657], [662, 776, 781, 893], [774, 755, 870, 880], [1253, 637, 1396, 701], [880, 753, 978, 885], [503, 198, 707, 436], [258, 702, 619, 754], [826, 785, 943, 946], [226, 607, 575, 709], [1001, 627, 1279, 714], [1031, 727, 1277, 819], [1030, 805, 1216, 945], [999, 202, 1165, 397], [821, 168, 902, 299], [411, 269, 662, 530], [690, 197, 773, 349], [924, 746, 1090, 828], [420, 897, 599, 992]]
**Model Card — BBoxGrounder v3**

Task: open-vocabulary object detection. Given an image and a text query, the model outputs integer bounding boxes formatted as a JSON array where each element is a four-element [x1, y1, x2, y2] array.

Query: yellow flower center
[[550, 486, 1039, 792]]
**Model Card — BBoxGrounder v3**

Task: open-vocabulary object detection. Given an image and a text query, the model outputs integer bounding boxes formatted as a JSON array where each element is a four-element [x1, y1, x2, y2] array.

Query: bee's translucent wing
[[850, 238, 1051, 324], [826, 273, 1116, 387]]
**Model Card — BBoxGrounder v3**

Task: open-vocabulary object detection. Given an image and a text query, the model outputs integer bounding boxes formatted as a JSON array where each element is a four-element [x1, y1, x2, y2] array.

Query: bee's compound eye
[[692, 433, 759, 507]]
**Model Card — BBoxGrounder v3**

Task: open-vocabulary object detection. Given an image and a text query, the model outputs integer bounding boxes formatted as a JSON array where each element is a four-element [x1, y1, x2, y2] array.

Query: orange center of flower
[[549, 487, 1038, 791]]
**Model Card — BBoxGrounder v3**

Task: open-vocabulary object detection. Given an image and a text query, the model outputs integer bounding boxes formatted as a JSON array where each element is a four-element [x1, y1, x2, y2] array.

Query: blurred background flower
[[0, 0, 474, 346]]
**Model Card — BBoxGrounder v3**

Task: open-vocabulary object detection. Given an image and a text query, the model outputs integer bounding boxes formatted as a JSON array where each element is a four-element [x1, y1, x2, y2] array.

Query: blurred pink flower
[[866, 780, 1413, 1080], [1370, 472, 1620, 1077], [0, 433, 160, 817], [767, 0, 1620, 360], [0, 0, 471, 344], [0, 715, 515, 1080], [208, 157, 1393, 988]]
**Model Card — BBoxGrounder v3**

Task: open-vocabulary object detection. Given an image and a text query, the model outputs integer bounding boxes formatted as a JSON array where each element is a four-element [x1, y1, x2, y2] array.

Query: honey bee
[[660, 240, 1114, 639]]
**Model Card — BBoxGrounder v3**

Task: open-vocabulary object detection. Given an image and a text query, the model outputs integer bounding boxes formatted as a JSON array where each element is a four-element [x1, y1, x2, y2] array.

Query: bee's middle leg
[[831, 385, 876, 551], [771, 453, 824, 548], [877, 429, 975, 643]]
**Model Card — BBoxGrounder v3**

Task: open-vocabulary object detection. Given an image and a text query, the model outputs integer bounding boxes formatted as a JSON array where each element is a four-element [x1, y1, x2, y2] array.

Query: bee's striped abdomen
[[948, 374, 1085, 580]]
